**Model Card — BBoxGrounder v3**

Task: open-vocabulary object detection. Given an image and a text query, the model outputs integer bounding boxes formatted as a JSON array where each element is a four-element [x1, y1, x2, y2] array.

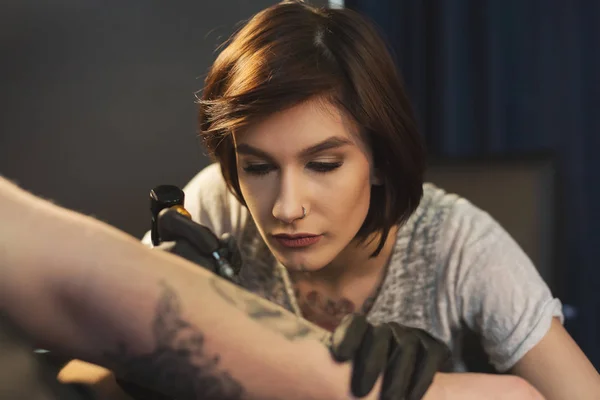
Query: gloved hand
[[156, 208, 242, 281], [330, 314, 451, 400], [148, 184, 242, 281]]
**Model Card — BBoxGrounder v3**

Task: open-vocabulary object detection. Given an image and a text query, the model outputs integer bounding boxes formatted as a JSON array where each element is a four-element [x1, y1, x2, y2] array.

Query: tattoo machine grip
[[150, 185, 191, 246], [157, 207, 237, 280]]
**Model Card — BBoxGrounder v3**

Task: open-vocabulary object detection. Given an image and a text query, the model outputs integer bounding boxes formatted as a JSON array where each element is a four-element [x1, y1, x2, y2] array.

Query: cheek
[[317, 165, 371, 221], [238, 177, 274, 219]]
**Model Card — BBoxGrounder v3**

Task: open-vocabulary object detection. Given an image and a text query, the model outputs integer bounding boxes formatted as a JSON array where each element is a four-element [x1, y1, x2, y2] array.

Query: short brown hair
[[198, 1, 425, 256]]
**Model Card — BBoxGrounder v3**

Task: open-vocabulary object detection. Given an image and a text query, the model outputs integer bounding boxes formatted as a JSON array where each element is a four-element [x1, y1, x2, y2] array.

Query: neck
[[290, 225, 399, 290]]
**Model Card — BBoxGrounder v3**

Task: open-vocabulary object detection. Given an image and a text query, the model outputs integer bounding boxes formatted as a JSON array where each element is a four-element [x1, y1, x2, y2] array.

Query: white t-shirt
[[143, 163, 564, 372]]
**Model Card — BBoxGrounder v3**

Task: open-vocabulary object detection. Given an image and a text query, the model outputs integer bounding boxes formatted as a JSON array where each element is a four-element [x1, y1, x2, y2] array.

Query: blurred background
[[1, 0, 598, 369]]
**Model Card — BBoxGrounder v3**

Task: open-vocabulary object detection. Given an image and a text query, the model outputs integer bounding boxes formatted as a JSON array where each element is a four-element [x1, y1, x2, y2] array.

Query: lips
[[272, 233, 322, 248]]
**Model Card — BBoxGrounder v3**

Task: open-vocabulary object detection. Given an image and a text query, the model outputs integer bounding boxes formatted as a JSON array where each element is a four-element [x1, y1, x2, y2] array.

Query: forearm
[[510, 318, 600, 400], [0, 177, 349, 399]]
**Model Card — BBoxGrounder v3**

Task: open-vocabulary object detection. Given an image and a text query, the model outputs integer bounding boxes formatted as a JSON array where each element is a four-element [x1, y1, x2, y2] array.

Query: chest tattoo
[[295, 288, 358, 332]]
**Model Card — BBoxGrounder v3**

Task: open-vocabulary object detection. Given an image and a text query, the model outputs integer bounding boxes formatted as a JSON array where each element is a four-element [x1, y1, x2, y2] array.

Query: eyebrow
[[235, 136, 353, 160]]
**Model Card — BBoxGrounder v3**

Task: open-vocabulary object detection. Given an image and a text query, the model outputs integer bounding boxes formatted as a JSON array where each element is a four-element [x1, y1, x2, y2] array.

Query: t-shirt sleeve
[[439, 198, 564, 372], [141, 163, 248, 246]]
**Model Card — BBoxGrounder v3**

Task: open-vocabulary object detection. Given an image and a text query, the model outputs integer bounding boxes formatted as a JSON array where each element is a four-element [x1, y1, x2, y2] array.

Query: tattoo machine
[[149, 185, 242, 281]]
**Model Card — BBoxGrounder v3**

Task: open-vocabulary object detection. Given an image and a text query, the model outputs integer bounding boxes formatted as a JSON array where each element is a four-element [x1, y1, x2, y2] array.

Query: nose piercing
[[300, 206, 307, 219]]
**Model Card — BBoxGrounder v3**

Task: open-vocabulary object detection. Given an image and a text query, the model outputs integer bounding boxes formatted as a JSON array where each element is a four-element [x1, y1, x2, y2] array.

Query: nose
[[272, 169, 305, 224]]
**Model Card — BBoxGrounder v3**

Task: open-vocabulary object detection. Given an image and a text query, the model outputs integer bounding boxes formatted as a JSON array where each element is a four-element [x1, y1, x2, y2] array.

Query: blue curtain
[[346, 0, 600, 368]]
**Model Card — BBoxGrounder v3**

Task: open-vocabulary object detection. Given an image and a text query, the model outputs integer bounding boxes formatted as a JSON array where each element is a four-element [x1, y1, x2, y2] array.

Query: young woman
[[140, 1, 599, 399]]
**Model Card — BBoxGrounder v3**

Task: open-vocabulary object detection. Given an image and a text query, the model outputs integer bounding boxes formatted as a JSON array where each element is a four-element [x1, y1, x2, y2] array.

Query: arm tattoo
[[103, 281, 244, 400], [209, 276, 331, 345]]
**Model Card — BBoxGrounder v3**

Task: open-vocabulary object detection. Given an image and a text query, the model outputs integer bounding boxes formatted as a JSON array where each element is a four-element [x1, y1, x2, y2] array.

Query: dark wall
[[0, 0, 325, 238]]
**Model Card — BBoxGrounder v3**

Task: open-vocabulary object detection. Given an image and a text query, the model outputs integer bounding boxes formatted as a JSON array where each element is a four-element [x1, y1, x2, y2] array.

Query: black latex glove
[[330, 314, 451, 400], [156, 208, 243, 281]]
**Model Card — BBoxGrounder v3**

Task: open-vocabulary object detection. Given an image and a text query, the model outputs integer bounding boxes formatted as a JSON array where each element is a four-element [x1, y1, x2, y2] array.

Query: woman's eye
[[307, 161, 343, 173], [242, 164, 275, 176], [242, 161, 342, 175]]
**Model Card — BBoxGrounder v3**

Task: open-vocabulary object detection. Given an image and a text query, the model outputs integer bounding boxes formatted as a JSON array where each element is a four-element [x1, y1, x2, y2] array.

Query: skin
[[234, 97, 397, 330], [510, 318, 600, 400], [235, 97, 376, 275]]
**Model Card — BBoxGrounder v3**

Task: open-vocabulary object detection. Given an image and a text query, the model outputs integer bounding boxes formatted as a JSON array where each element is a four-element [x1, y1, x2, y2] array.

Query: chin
[[273, 250, 334, 273], [281, 260, 326, 273]]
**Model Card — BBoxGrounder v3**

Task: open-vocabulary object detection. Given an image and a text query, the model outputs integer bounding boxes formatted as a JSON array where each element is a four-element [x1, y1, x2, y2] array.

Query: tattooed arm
[[0, 177, 543, 400], [0, 177, 348, 400]]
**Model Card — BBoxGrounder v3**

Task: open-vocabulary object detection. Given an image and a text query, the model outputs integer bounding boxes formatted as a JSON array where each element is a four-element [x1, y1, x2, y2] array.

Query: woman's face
[[233, 98, 375, 272]]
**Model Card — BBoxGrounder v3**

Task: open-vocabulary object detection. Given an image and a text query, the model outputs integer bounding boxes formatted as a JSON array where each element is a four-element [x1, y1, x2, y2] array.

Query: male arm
[[0, 177, 343, 400], [0, 177, 543, 400]]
